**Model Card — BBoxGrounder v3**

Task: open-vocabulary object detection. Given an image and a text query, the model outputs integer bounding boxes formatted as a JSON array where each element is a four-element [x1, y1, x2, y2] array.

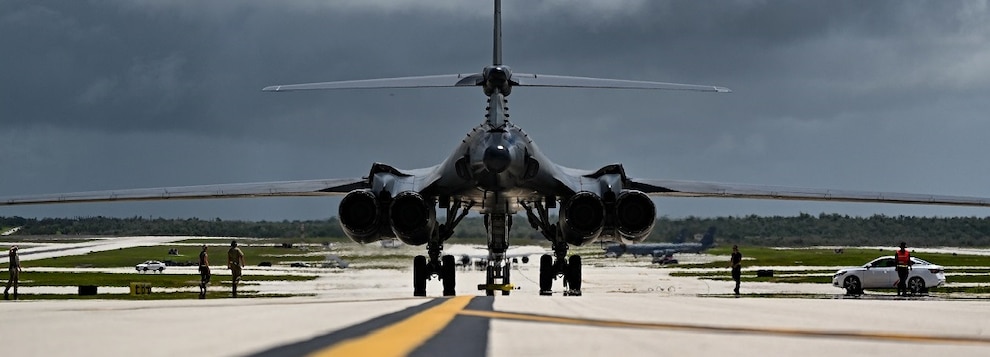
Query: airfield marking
[[457, 309, 990, 346], [308, 295, 474, 357]]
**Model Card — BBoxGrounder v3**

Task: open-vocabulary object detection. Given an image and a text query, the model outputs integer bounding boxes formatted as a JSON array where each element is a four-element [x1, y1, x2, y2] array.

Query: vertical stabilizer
[[701, 226, 717, 248], [493, 0, 502, 66]]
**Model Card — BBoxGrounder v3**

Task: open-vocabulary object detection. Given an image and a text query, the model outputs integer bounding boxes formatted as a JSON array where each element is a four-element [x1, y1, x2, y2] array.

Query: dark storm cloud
[[2, 0, 989, 220]]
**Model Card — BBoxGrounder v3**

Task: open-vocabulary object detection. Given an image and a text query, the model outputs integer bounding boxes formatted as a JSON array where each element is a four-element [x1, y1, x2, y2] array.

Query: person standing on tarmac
[[198, 245, 211, 299], [729, 245, 743, 295], [4, 246, 21, 300], [895, 241, 913, 296], [227, 241, 245, 298]]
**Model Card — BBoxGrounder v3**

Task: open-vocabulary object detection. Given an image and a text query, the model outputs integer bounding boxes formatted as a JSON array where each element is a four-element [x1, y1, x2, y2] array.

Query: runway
[[4, 266, 990, 357]]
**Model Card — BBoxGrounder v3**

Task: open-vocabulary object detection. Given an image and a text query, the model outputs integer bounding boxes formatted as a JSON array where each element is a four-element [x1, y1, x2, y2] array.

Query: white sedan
[[135, 260, 166, 273], [832, 256, 945, 295]]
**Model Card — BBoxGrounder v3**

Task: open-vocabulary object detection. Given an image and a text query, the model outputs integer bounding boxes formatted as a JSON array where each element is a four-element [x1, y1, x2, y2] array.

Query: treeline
[[4, 213, 990, 247]]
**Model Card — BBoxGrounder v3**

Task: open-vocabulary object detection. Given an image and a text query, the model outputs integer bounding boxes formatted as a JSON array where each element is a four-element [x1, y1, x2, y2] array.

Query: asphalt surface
[[3, 268, 990, 357], [3, 238, 990, 356]]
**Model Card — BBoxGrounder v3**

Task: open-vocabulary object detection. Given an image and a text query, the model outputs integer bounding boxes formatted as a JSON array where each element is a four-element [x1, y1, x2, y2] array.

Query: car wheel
[[143, 267, 148, 273], [157, 268, 164, 273], [844, 276, 862, 295], [908, 277, 926, 296]]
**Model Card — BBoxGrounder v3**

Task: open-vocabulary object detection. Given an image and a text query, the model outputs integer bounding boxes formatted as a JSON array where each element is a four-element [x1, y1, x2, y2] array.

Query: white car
[[832, 256, 945, 295], [135, 260, 166, 273]]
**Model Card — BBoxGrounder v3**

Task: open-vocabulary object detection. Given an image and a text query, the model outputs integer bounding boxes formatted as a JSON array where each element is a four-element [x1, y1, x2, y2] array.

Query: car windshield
[[912, 257, 932, 265]]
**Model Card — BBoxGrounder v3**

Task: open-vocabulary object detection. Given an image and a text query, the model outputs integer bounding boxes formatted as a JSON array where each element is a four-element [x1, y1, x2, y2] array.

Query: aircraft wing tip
[[715, 86, 732, 93], [262, 85, 282, 92]]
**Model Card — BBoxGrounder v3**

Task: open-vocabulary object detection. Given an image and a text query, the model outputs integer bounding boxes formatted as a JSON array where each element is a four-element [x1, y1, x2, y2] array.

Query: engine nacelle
[[559, 191, 605, 246], [389, 191, 436, 246], [615, 190, 656, 242], [338, 189, 386, 244]]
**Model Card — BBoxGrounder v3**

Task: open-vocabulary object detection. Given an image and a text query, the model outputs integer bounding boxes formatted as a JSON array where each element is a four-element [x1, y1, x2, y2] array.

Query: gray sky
[[2, 0, 990, 220]]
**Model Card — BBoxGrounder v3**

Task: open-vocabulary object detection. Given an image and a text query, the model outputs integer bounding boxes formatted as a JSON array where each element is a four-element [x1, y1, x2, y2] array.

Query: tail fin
[[701, 226, 717, 248], [493, 0, 502, 66]]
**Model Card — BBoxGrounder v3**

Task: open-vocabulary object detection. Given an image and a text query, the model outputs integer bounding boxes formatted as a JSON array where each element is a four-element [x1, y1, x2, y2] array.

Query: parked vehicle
[[832, 256, 945, 295], [135, 260, 166, 273]]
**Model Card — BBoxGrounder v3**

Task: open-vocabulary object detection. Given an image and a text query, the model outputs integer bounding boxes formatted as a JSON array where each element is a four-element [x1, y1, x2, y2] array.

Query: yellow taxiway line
[[307, 296, 473, 357]]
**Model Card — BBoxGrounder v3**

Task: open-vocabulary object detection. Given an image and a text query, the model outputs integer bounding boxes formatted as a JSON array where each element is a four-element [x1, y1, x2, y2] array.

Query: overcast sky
[[2, 0, 990, 221]]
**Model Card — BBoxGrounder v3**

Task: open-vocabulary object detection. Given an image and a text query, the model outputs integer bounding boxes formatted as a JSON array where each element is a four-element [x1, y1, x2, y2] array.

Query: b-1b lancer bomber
[[5, 0, 990, 297]]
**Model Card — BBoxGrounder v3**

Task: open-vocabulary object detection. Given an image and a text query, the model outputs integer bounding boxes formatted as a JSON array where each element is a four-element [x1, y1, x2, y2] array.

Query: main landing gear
[[523, 201, 582, 296], [412, 200, 472, 297], [413, 253, 456, 297]]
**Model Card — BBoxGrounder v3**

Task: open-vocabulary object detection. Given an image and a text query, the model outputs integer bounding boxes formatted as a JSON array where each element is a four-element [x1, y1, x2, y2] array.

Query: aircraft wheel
[[539, 254, 553, 296], [442, 255, 456, 296], [844, 276, 862, 295], [485, 265, 495, 296], [413, 255, 427, 297], [501, 263, 511, 296], [908, 277, 926, 296], [565, 255, 582, 296]]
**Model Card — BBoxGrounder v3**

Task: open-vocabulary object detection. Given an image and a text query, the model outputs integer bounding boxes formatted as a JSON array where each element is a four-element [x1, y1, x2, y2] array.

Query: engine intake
[[615, 190, 656, 242], [389, 191, 436, 246], [338, 189, 384, 244], [560, 191, 605, 245]]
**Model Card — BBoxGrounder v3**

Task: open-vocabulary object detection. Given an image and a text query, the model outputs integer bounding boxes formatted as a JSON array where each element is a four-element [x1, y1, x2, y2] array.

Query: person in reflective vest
[[895, 241, 913, 296]]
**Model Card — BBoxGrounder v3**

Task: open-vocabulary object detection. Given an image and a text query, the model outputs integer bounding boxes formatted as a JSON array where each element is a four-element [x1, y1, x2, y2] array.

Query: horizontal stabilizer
[[511, 73, 731, 93], [263, 74, 484, 92]]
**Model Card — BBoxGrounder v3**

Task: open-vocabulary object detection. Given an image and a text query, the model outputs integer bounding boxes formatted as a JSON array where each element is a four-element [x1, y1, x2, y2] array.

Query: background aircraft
[[4, 1, 990, 297], [604, 227, 717, 259]]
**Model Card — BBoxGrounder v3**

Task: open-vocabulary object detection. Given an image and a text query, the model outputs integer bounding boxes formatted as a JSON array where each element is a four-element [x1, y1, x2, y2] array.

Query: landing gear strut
[[524, 200, 582, 296], [412, 200, 472, 297], [478, 213, 514, 295]]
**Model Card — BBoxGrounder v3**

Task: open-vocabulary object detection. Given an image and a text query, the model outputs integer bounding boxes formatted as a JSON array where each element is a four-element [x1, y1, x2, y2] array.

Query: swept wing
[[0, 178, 366, 206], [629, 179, 990, 207]]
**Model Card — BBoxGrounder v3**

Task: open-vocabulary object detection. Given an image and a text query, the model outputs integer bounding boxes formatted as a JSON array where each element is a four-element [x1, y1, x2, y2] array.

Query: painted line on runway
[[458, 309, 990, 346], [307, 296, 474, 357]]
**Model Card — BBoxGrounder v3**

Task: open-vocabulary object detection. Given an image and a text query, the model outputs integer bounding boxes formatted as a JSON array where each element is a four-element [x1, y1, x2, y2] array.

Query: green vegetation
[[678, 246, 990, 268], [6, 271, 315, 288], [11, 291, 306, 301], [9, 245, 339, 269]]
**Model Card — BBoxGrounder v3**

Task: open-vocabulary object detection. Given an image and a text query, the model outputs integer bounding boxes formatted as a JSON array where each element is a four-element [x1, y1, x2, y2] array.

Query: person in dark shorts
[[894, 241, 913, 296], [729, 245, 742, 295], [227, 241, 245, 297], [198, 245, 211, 299], [5, 246, 21, 300]]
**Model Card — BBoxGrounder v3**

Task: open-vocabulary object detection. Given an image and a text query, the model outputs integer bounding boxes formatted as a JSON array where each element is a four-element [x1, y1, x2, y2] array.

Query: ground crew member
[[729, 245, 742, 295], [198, 245, 211, 299], [4, 246, 21, 300], [227, 241, 245, 298], [895, 241, 913, 296]]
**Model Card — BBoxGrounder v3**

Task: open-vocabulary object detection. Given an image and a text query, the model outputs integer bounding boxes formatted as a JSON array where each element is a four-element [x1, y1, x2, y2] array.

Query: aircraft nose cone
[[483, 144, 511, 173]]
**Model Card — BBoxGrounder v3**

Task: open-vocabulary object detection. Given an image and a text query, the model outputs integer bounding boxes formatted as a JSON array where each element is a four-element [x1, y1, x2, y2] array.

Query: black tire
[[539, 254, 553, 296], [501, 263, 511, 296], [441, 255, 456, 296], [485, 265, 495, 296], [908, 277, 926, 296], [566, 255, 582, 295], [157, 268, 164, 273], [844, 276, 862, 295], [413, 255, 427, 297]]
